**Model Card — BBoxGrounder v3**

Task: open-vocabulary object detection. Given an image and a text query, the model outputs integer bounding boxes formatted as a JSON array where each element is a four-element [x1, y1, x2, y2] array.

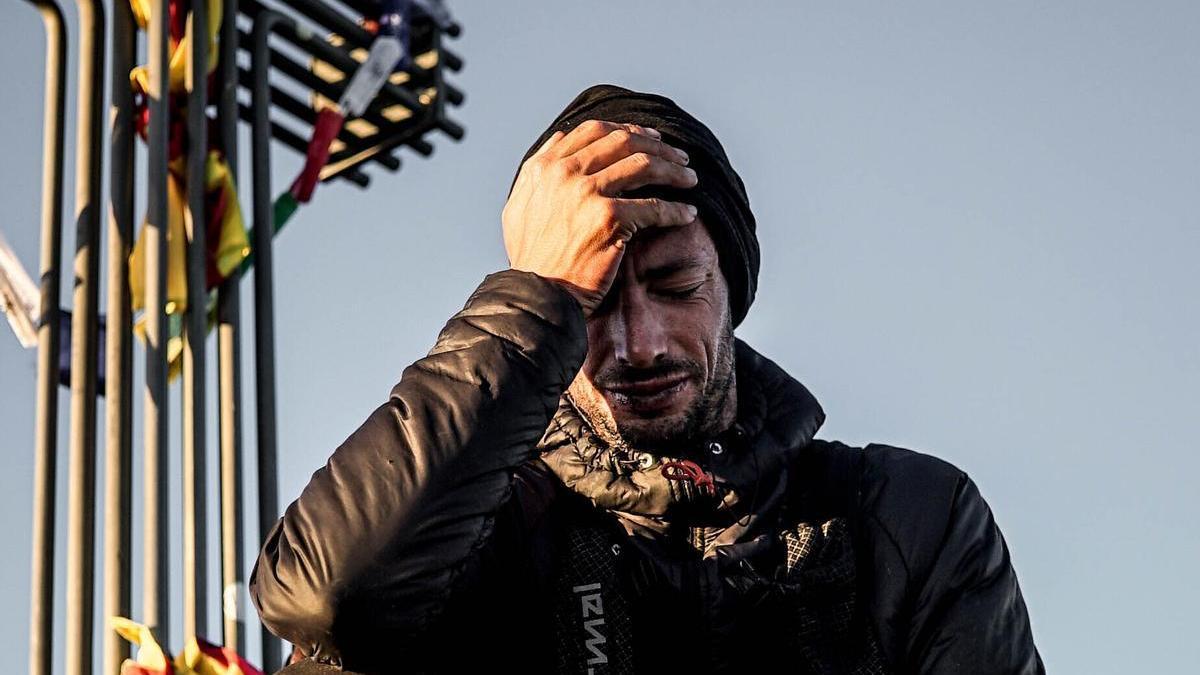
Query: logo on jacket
[[573, 582, 608, 671]]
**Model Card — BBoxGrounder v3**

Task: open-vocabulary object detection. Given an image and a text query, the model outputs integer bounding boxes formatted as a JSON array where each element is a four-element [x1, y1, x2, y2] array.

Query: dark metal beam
[[23, 1, 66, 673], [217, 0, 247, 656], [240, 0, 425, 112], [322, 23, 462, 180], [104, 0, 136, 670], [233, 65, 401, 171], [183, 0, 211, 641], [330, 0, 462, 37], [235, 102, 371, 187], [65, 0, 105, 669], [231, 30, 434, 156], [251, 11, 286, 672], [143, 0, 172, 644]]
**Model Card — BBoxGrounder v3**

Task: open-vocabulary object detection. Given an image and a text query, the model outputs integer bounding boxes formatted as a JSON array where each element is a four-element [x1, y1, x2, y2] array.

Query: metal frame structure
[[104, 0, 136, 670], [24, 2, 67, 673], [17, 1, 463, 672]]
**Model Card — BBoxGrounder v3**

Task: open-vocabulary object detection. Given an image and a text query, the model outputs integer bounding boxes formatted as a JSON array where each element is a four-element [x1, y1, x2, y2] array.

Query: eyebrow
[[639, 255, 710, 282]]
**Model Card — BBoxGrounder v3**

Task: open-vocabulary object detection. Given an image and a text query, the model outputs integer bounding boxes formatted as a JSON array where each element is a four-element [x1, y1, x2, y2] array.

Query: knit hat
[[512, 83, 760, 327]]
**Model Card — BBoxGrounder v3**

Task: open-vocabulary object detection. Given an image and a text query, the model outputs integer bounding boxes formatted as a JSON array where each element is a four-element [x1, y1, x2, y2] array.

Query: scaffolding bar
[[332, 0, 462, 37], [323, 24, 460, 181], [232, 67, 401, 171], [230, 28, 434, 157], [217, 0, 247, 656], [143, 0, 172, 643], [251, 10, 286, 672], [183, 0, 211, 641], [24, 2, 66, 673], [65, 0, 105, 670], [240, 0, 424, 112], [234, 103, 371, 188], [103, 0, 137, 670]]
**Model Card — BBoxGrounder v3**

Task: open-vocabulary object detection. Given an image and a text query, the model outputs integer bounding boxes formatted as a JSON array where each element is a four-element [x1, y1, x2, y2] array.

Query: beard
[[567, 316, 736, 454]]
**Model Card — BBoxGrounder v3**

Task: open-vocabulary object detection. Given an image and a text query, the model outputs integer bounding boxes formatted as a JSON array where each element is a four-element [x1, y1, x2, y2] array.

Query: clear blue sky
[[2, 1, 1197, 672]]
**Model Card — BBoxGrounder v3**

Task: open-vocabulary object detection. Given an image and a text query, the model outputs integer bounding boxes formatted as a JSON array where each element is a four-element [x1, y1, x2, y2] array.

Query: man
[[251, 84, 1045, 674]]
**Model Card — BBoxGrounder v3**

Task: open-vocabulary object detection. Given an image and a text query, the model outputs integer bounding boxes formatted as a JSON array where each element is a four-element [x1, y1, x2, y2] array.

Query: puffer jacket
[[249, 269, 1045, 674]]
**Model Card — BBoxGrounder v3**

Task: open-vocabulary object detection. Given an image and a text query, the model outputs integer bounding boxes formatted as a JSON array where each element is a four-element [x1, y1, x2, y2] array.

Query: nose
[[609, 286, 668, 369]]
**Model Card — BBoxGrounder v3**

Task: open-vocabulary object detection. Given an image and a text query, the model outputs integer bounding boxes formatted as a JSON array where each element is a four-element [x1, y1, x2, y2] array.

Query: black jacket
[[250, 269, 1045, 674]]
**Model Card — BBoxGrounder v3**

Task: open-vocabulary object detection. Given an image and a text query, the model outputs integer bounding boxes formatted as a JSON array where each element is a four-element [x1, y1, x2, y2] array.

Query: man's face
[[567, 219, 737, 451]]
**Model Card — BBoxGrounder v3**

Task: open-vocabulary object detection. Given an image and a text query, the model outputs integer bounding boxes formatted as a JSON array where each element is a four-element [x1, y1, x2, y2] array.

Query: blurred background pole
[[144, 0, 172, 643], [24, 1, 66, 673], [181, 0, 212, 638], [217, 0, 247, 654], [103, 0, 137, 669], [182, 0, 211, 641], [251, 12, 284, 671], [65, 0, 105, 670]]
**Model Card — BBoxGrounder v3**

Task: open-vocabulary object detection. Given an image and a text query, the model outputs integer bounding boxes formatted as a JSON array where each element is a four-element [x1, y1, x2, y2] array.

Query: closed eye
[[659, 283, 703, 299]]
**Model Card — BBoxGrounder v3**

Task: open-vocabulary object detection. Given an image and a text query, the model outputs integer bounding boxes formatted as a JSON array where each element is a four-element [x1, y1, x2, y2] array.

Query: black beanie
[[510, 83, 760, 328]]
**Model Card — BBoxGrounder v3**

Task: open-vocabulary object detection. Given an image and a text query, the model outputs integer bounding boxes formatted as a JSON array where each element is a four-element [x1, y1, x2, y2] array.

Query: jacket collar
[[536, 337, 825, 534]]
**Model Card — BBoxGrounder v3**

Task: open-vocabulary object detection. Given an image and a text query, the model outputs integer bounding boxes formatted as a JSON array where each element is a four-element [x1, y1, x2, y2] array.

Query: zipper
[[690, 524, 708, 554]]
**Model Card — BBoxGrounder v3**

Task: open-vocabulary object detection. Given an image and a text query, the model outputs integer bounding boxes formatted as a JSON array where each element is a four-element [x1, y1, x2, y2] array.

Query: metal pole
[[229, 33, 432, 157], [252, 11, 286, 672], [321, 24, 465, 181], [65, 0, 105, 670], [334, 0, 463, 37], [233, 103, 371, 188], [239, 0, 427, 115], [216, 0, 247, 655], [182, 0, 211, 641], [252, 0, 465, 109], [24, 2, 66, 673], [103, 0, 136, 669], [144, 0, 172, 644], [232, 68, 401, 171], [257, 0, 434, 110]]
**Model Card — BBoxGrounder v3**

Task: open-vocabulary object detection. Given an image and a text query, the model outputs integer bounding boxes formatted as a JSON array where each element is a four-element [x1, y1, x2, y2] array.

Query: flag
[[126, 0, 249, 383], [111, 616, 264, 675]]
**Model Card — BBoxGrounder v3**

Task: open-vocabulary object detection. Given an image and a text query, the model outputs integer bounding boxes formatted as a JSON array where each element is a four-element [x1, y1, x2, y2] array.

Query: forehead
[[625, 219, 718, 278]]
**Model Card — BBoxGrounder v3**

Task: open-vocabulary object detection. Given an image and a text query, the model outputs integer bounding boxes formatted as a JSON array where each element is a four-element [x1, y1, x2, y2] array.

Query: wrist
[[504, 268, 590, 319]]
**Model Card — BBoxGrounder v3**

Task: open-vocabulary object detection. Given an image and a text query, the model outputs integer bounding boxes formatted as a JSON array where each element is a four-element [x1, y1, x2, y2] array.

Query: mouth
[[602, 374, 691, 415]]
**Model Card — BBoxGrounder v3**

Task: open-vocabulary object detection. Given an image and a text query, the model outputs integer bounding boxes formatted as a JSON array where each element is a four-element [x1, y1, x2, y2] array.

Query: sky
[[2, 1, 1198, 672]]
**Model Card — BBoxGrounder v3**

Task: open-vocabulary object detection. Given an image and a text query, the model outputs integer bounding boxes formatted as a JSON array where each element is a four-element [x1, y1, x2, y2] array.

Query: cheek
[[662, 298, 724, 365], [581, 320, 610, 375]]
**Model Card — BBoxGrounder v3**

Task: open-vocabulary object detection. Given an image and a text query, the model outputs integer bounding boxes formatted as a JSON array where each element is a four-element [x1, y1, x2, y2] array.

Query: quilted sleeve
[[906, 473, 1046, 675], [248, 269, 587, 672]]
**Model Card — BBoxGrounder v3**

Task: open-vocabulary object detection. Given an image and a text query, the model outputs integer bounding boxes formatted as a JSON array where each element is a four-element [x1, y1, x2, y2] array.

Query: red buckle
[[660, 459, 716, 498]]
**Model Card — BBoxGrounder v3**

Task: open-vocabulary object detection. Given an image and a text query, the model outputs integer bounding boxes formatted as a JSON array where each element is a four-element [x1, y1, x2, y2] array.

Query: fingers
[[608, 197, 699, 243], [592, 151, 699, 196], [532, 129, 566, 158], [551, 119, 660, 159], [571, 127, 689, 175]]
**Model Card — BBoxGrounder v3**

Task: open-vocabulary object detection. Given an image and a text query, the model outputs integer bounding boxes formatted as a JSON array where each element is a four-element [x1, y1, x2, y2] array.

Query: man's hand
[[503, 119, 699, 317]]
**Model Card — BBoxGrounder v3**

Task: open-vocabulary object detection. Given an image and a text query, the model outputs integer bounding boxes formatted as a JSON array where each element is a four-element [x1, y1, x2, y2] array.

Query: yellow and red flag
[[126, 0, 250, 381], [111, 616, 264, 675]]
